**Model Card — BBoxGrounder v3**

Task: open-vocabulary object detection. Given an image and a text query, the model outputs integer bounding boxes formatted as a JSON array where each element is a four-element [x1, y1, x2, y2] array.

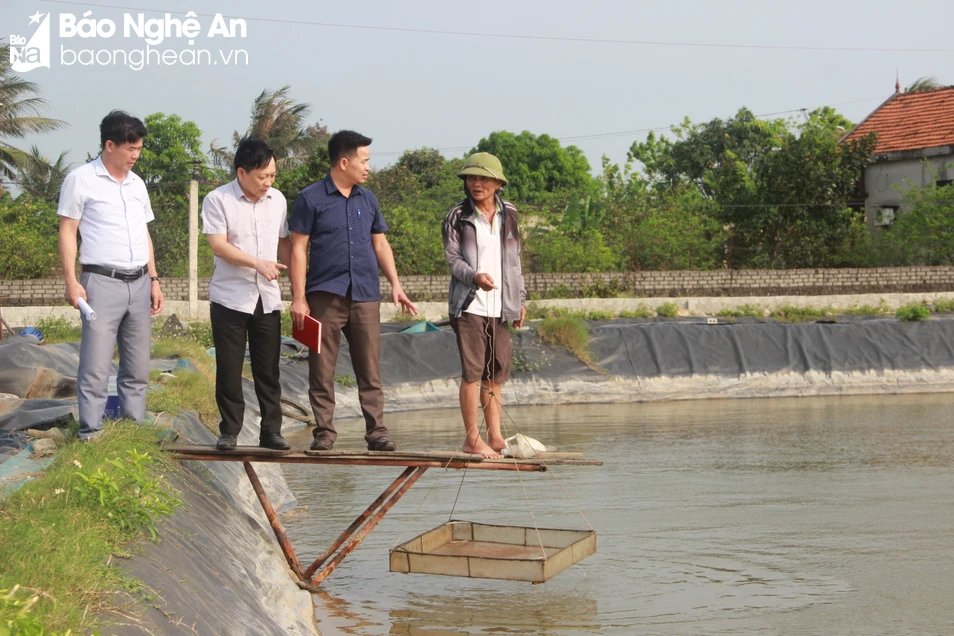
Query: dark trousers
[[306, 292, 387, 444], [210, 299, 283, 440]]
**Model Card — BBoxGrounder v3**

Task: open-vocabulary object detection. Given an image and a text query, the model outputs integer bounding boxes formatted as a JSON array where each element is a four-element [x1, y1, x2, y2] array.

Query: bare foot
[[462, 438, 503, 459], [488, 434, 507, 453]]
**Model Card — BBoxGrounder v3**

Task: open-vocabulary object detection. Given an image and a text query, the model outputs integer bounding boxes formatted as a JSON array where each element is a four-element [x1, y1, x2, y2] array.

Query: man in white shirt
[[58, 110, 164, 441], [202, 139, 291, 451]]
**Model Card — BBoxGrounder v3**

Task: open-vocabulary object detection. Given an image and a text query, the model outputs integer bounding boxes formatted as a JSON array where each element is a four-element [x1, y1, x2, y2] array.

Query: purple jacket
[[442, 195, 526, 322]]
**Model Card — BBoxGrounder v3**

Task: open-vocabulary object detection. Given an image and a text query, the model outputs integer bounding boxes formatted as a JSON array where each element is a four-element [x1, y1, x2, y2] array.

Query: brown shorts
[[450, 313, 512, 383]]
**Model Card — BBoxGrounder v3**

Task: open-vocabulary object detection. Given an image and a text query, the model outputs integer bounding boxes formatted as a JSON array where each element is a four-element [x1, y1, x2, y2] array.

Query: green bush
[[933, 298, 954, 313], [545, 283, 573, 299], [0, 195, 60, 279], [896, 303, 931, 322], [34, 316, 82, 343], [656, 302, 679, 318]]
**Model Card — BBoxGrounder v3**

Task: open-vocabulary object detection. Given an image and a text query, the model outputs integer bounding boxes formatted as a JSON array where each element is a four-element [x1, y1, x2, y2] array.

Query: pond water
[[282, 393, 954, 635]]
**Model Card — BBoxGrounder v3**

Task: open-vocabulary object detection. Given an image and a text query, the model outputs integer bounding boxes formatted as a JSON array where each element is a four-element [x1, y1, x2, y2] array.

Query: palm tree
[[905, 76, 943, 93], [0, 41, 66, 195], [15, 145, 68, 201], [210, 86, 316, 172]]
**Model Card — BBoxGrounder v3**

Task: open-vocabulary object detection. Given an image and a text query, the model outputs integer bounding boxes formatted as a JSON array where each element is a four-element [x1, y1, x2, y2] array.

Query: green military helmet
[[457, 152, 508, 186]]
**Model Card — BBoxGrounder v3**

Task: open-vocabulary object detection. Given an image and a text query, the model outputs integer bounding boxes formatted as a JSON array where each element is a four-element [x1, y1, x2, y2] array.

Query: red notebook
[[293, 315, 322, 353]]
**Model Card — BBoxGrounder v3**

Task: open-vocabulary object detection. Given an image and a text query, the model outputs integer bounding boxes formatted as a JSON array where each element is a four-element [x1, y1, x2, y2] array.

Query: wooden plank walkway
[[164, 444, 602, 589]]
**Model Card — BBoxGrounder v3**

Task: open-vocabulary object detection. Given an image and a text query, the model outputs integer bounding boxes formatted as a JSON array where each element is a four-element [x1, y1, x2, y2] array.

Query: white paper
[[78, 298, 96, 321]]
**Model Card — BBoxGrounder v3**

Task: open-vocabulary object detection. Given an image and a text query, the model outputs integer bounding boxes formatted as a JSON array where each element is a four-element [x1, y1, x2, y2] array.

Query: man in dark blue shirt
[[289, 130, 417, 451]]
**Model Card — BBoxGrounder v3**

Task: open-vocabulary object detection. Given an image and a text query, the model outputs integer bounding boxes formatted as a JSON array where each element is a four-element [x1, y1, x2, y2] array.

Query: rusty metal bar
[[310, 466, 428, 586], [171, 453, 564, 470], [244, 461, 305, 580], [302, 466, 417, 579]]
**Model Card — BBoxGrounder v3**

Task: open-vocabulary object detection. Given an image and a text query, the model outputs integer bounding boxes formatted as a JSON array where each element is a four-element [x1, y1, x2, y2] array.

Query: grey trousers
[[77, 272, 152, 438]]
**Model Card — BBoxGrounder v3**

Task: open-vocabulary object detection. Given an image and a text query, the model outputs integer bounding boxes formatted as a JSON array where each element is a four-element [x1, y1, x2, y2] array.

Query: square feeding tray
[[389, 521, 596, 583]]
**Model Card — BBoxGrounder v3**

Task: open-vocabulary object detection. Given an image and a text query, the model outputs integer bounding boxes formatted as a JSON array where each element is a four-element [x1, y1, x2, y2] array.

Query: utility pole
[[189, 161, 199, 318]]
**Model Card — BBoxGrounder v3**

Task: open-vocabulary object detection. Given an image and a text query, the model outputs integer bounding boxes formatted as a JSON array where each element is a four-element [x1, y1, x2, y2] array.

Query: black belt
[[83, 264, 148, 282]]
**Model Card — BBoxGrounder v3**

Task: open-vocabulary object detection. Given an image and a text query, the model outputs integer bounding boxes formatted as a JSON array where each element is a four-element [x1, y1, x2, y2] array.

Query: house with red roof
[[841, 85, 954, 229]]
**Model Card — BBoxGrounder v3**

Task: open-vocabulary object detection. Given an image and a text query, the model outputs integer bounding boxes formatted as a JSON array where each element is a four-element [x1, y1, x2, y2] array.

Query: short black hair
[[328, 130, 372, 166], [100, 110, 147, 148], [234, 138, 275, 173]]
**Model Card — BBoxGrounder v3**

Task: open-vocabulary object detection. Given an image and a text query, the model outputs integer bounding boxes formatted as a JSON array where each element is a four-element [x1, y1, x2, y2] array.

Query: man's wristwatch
[[150, 276, 160, 283]]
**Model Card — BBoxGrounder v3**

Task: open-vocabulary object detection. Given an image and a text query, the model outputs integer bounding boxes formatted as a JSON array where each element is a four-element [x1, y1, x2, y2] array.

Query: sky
[[5, 0, 954, 179]]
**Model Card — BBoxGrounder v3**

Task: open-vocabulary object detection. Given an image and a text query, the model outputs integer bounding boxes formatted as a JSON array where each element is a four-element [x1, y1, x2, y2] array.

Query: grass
[[618, 307, 653, 319], [771, 305, 833, 323], [0, 423, 180, 634], [718, 303, 765, 319], [33, 315, 82, 343], [148, 334, 219, 433], [536, 315, 592, 365], [933, 298, 954, 313], [842, 301, 890, 316]]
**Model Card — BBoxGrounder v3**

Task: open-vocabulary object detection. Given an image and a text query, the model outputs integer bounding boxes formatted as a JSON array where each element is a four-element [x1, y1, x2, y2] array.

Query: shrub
[[656, 302, 678, 318], [933, 298, 954, 313], [896, 303, 931, 322], [545, 283, 573, 299]]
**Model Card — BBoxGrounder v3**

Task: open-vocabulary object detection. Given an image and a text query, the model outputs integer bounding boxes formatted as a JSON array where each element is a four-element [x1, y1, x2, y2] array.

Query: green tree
[[472, 131, 593, 203], [0, 41, 66, 195], [134, 113, 221, 277], [0, 193, 60, 278], [905, 76, 943, 93], [878, 177, 954, 265], [15, 145, 68, 202], [211, 86, 321, 172], [137, 112, 218, 189], [628, 106, 874, 268]]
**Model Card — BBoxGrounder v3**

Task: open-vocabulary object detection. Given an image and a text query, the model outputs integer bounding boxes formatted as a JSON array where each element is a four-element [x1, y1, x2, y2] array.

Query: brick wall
[[5, 267, 954, 307]]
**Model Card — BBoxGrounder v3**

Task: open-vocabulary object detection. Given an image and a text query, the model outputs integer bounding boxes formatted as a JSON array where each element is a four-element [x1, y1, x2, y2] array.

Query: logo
[[9, 11, 51, 73], [8, 9, 250, 73]]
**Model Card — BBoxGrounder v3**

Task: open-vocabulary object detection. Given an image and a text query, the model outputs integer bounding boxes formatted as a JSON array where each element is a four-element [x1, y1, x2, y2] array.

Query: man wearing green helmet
[[442, 152, 527, 459]]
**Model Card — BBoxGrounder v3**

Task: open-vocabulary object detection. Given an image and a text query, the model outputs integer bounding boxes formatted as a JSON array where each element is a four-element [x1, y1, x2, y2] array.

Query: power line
[[373, 95, 888, 157], [39, 0, 954, 54]]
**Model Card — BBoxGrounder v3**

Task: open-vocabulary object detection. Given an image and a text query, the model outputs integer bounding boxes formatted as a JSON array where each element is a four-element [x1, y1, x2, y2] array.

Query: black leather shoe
[[310, 437, 334, 451], [216, 434, 237, 451], [260, 434, 291, 451], [367, 436, 396, 451]]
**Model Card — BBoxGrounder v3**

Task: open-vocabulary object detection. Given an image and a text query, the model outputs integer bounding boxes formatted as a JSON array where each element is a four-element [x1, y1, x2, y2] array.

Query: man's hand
[[290, 298, 310, 330], [151, 280, 165, 316], [255, 259, 287, 281], [392, 282, 418, 316], [65, 280, 87, 309], [513, 305, 527, 329], [474, 273, 497, 292]]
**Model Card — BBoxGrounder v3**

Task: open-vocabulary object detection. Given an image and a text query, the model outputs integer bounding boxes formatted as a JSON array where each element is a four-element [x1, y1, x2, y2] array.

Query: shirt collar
[[323, 173, 364, 197], [92, 155, 141, 185], [231, 179, 271, 202]]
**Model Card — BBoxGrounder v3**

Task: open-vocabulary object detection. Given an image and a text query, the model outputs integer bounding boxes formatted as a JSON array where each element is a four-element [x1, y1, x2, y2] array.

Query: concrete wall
[[863, 149, 954, 228], [6, 266, 954, 308]]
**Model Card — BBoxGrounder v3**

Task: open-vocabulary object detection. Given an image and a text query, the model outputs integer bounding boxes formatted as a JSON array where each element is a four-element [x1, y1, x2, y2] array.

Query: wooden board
[[390, 521, 596, 583]]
